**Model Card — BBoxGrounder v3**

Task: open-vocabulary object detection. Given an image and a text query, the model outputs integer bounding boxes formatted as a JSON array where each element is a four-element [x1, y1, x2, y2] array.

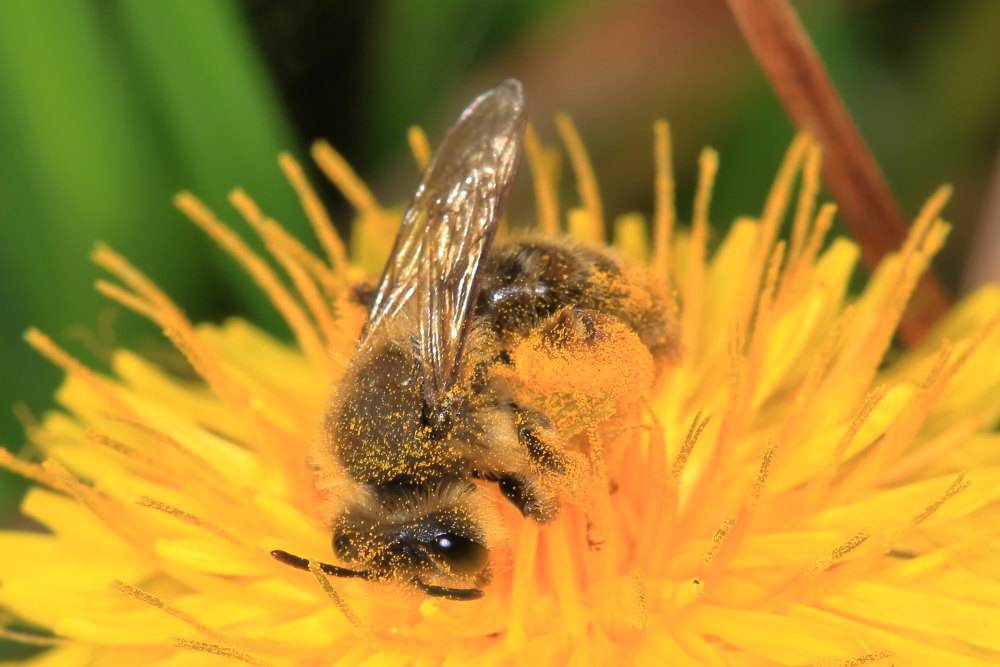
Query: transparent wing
[[361, 79, 526, 401]]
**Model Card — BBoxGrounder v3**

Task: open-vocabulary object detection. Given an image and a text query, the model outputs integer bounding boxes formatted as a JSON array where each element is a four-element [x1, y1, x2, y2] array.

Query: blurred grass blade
[[726, 0, 951, 343], [114, 1, 308, 327]]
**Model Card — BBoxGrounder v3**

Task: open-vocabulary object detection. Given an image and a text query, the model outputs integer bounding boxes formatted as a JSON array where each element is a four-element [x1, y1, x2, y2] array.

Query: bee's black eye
[[427, 533, 488, 576], [332, 531, 358, 561]]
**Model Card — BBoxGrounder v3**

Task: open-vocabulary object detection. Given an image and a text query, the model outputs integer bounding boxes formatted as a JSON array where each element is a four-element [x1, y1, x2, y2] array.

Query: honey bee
[[272, 79, 675, 600]]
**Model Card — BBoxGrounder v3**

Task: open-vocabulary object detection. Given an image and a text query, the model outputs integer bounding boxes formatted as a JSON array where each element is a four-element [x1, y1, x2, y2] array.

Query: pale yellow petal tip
[[2, 110, 997, 667]]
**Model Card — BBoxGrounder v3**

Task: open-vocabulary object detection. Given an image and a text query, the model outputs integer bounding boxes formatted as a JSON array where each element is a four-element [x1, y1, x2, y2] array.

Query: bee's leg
[[538, 307, 607, 348], [513, 409, 571, 475], [470, 350, 514, 394], [497, 473, 559, 523], [270, 549, 370, 579], [411, 577, 484, 601]]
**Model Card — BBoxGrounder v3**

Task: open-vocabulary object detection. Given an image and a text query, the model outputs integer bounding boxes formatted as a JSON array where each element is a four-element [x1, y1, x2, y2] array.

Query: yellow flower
[[2, 114, 999, 666]]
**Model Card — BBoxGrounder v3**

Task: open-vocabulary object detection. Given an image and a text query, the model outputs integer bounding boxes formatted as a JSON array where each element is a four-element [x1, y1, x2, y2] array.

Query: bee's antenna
[[270, 549, 370, 579], [272, 550, 483, 600], [411, 577, 484, 601]]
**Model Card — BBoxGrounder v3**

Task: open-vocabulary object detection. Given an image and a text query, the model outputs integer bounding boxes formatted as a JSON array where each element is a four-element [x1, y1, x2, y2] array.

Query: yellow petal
[[810, 468, 1000, 533], [152, 537, 265, 576], [793, 603, 999, 666], [685, 604, 864, 664], [822, 580, 1000, 651]]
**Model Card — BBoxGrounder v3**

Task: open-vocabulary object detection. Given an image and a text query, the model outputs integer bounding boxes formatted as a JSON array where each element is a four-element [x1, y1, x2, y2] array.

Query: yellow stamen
[[170, 638, 277, 667], [99, 416, 232, 492], [702, 442, 775, 579], [0, 448, 67, 492], [766, 529, 872, 609], [652, 120, 676, 281], [257, 215, 341, 298], [227, 185, 340, 298], [747, 134, 811, 328], [556, 114, 604, 239], [136, 497, 247, 548], [834, 343, 953, 501], [110, 580, 219, 638], [25, 327, 135, 419], [89, 427, 248, 521], [747, 442, 775, 507], [803, 201, 837, 263], [670, 410, 711, 483], [174, 193, 327, 367], [908, 471, 971, 528], [900, 185, 952, 259], [681, 147, 718, 354], [91, 244, 254, 414], [845, 304, 993, 502], [269, 231, 340, 354], [789, 143, 823, 264], [650, 411, 711, 572], [800, 386, 888, 514], [783, 201, 837, 302], [306, 559, 370, 636], [94, 279, 158, 321], [824, 473, 974, 600], [631, 572, 648, 632], [0, 628, 64, 646], [407, 125, 432, 171], [817, 652, 894, 667], [567, 208, 600, 244], [43, 458, 145, 551], [278, 153, 349, 273], [229, 189, 340, 357], [613, 212, 648, 262], [755, 240, 787, 339], [701, 516, 736, 569], [760, 133, 811, 236], [772, 304, 856, 469], [810, 529, 872, 579], [746, 241, 786, 402], [310, 140, 384, 220], [85, 428, 161, 470], [834, 217, 949, 401], [525, 124, 561, 235], [679, 326, 746, 537]]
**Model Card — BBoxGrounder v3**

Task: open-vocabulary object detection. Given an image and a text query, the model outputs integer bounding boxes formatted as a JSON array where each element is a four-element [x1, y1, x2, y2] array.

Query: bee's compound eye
[[428, 533, 488, 576], [332, 531, 358, 561]]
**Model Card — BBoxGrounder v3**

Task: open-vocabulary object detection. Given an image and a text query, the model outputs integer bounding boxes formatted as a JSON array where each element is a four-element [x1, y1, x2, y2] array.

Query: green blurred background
[[1, 0, 998, 658]]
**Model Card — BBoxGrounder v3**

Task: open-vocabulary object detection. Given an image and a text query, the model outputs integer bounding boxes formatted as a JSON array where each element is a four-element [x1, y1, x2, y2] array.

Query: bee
[[272, 79, 675, 600]]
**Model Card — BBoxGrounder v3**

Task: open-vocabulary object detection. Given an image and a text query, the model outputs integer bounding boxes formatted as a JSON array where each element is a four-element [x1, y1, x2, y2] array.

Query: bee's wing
[[361, 79, 526, 399]]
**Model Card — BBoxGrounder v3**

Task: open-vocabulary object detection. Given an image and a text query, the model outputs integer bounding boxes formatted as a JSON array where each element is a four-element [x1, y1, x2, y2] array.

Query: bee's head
[[331, 478, 492, 591]]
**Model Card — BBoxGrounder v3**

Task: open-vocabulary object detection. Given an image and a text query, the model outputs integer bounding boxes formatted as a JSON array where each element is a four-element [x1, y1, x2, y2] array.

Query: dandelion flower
[[2, 87, 1000, 667]]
